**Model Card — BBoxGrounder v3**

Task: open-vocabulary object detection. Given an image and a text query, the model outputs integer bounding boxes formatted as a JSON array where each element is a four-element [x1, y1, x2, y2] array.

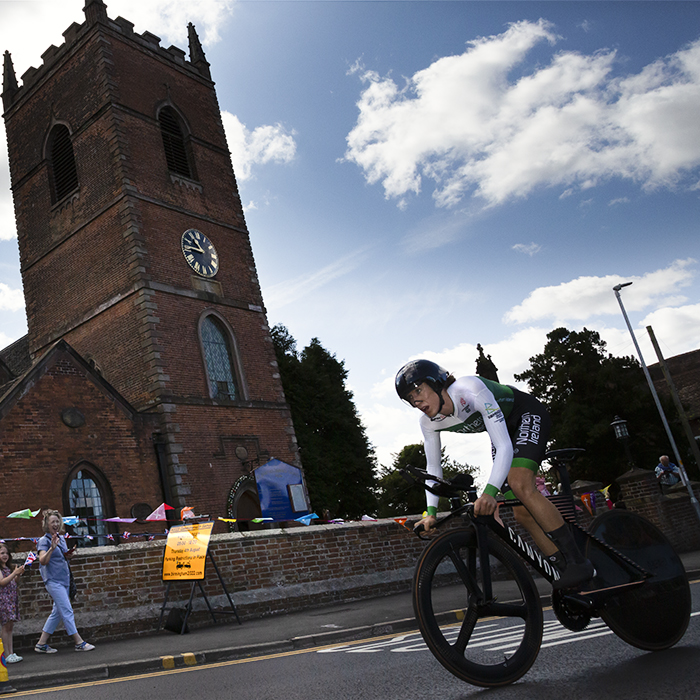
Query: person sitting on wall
[[655, 455, 681, 494]]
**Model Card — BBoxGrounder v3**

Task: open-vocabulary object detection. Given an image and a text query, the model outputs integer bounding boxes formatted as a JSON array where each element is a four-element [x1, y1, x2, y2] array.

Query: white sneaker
[[74, 641, 95, 652], [5, 653, 23, 663], [35, 643, 58, 654]]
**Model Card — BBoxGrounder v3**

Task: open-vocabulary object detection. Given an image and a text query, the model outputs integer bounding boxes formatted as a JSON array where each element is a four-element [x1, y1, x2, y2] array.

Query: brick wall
[[0, 344, 164, 541], [8, 469, 700, 651], [10, 518, 429, 650], [616, 466, 700, 552]]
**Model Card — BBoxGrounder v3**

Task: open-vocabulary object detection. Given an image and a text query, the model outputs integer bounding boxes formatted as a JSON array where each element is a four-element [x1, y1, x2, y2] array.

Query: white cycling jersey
[[420, 376, 515, 511]]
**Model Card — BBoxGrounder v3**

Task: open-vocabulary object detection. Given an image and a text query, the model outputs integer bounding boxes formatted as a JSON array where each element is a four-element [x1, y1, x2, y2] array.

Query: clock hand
[[183, 244, 205, 254]]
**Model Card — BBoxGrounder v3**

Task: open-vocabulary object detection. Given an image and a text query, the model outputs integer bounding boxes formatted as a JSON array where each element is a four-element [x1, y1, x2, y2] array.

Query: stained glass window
[[202, 316, 239, 400], [68, 471, 109, 547]]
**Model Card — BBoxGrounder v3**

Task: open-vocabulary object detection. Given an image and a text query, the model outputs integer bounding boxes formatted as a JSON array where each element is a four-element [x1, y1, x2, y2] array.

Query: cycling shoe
[[552, 559, 595, 590]]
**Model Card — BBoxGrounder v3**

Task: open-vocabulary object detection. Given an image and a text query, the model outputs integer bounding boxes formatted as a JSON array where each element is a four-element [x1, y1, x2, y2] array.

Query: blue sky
[[1, 1, 699, 481]]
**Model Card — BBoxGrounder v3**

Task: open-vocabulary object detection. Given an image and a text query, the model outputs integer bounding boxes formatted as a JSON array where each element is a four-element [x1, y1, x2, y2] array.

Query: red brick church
[[0, 0, 300, 541]]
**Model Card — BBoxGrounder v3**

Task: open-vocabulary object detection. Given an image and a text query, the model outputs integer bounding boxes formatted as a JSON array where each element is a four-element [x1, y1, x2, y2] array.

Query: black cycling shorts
[[505, 388, 552, 467]]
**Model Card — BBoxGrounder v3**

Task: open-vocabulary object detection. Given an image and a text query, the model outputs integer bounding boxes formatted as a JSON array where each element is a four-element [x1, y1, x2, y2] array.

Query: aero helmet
[[395, 359, 450, 402]]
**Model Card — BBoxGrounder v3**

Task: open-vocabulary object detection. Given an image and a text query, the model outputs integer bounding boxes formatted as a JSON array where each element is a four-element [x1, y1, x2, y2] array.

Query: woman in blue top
[[34, 511, 95, 653]]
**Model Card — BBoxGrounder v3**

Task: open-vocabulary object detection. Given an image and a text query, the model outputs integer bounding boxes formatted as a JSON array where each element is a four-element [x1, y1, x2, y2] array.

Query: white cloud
[[344, 20, 700, 209], [638, 303, 700, 357], [512, 242, 541, 256], [503, 258, 696, 325], [0, 173, 16, 242], [221, 112, 297, 182], [0, 283, 25, 312]]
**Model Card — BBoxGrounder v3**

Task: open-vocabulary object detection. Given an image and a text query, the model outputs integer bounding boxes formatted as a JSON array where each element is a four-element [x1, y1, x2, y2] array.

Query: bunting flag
[[181, 507, 195, 520], [145, 503, 175, 521], [580, 492, 594, 515], [24, 551, 37, 566], [107, 534, 114, 542], [601, 485, 615, 510], [361, 515, 377, 521], [103, 517, 137, 523], [251, 517, 273, 524], [62, 516, 81, 526], [7, 508, 40, 519], [122, 531, 131, 540], [393, 517, 410, 530], [294, 513, 319, 526], [217, 517, 236, 523]]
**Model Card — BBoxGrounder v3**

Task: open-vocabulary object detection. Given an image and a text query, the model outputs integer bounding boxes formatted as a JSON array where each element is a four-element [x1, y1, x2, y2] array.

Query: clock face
[[181, 229, 219, 278]]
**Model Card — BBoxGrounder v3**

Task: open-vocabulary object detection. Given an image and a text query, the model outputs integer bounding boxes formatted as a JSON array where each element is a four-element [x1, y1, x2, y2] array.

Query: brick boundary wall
[[10, 518, 431, 651], [9, 471, 700, 651]]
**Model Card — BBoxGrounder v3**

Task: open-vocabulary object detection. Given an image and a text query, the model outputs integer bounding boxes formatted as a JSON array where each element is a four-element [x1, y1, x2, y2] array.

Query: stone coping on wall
[[11, 516, 424, 643]]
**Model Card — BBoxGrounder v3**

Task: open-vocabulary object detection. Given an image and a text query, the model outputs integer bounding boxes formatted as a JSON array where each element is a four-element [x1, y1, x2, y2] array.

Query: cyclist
[[395, 359, 593, 590]]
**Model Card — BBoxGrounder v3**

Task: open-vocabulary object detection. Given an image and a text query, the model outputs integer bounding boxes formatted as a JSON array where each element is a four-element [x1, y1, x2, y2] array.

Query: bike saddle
[[545, 448, 586, 462]]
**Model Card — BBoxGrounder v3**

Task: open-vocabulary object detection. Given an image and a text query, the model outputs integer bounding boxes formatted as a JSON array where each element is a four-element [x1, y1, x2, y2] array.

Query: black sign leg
[[208, 550, 241, 624], [157, 582, 172, 631], [181, 582, 197, 634], [197, 581, 217, 623]]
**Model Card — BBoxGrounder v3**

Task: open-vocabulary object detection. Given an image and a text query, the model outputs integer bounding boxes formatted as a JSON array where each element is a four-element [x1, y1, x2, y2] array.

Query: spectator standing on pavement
[[0, 542, 24, 663], [655, 455, 681, 494], [34, 511, 95, 654]]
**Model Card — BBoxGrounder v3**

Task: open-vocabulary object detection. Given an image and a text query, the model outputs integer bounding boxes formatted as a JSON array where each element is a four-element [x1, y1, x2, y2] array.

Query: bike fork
[[473, 520, 494, 603]]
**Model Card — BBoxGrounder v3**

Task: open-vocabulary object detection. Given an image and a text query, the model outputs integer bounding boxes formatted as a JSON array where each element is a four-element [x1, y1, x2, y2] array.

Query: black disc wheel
[[412, 527, 543, 688], [586, 509, 690, 650]]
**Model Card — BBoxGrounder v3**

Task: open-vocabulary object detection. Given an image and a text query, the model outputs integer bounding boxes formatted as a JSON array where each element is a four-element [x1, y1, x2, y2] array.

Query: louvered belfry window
[[159, 106, 192, 177], [48, 124, 79, 202]]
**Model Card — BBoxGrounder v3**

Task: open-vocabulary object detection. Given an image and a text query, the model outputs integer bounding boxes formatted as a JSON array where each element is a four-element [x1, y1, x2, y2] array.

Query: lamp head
[[613, 281, 633, 292]]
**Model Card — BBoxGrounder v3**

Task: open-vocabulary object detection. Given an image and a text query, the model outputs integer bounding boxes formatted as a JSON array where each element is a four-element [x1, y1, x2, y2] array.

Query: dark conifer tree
[[271, 325, 377, 518]]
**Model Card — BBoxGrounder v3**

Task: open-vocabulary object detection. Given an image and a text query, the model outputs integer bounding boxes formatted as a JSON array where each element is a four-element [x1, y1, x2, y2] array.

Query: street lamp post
[[612, 282, 700, 524], [610, 415, 634, 467]]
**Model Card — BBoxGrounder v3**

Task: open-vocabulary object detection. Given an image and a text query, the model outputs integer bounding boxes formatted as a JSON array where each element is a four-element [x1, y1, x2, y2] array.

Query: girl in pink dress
[[0, 543, 24, 663]]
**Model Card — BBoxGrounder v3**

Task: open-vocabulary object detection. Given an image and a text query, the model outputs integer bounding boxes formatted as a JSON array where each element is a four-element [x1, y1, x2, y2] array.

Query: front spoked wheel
[[413, 527, 543, 688], [587, 509, 690, 650]]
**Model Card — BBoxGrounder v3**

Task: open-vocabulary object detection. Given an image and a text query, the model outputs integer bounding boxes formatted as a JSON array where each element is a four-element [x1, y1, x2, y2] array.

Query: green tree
[[375, 443, 476, 517], [514, 327, 684, 484], [271, 324, 377, 518]]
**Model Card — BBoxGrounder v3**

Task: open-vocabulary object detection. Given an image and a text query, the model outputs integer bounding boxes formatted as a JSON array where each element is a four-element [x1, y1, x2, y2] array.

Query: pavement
[[4, 549, 700, 693]]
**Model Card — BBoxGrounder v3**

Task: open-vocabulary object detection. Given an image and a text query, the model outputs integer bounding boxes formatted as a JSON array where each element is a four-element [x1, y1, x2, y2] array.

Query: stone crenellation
[[4, 7, 211, 114]]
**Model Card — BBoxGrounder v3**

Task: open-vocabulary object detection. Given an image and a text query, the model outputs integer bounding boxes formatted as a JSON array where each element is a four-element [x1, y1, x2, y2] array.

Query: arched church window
[[64, 466, 112, 547], [47, 124, 79, 203], [201, 315, 241, 401], [158, 106, 193, 178]]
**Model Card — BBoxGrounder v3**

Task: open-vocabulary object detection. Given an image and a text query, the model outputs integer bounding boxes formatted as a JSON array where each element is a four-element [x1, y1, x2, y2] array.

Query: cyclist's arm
[[421, 419, 443, 518], [472, 384, 513, 498]]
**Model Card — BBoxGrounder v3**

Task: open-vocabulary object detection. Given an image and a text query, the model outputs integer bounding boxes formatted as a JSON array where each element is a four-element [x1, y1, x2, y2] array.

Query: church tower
[[2, 0, 299, 514]]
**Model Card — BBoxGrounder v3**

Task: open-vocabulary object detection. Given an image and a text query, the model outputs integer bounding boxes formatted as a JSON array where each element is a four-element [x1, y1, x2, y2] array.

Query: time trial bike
[[403, 448, 691, 688]]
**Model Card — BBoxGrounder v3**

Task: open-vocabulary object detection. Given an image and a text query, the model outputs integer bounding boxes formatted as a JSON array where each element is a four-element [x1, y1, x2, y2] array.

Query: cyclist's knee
[[512, 505, 535, 528]]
